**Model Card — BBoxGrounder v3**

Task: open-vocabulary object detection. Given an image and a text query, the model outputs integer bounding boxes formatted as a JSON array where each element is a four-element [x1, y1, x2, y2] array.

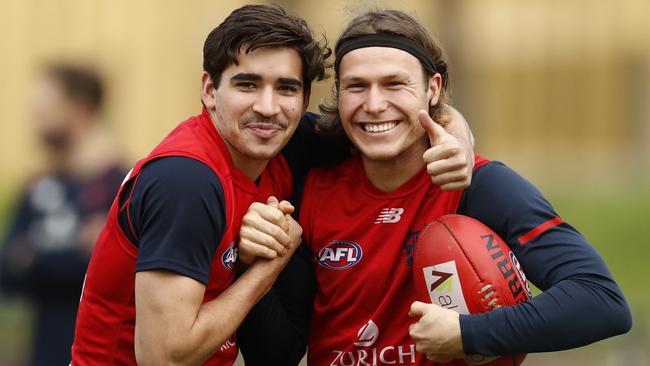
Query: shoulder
[[465, 161, 542, 201], [284, 112, 320, 151], [139, 156, 222, 189], [134, 157, 225, 211], [461, 160, 550, 212], [282, 112, 351, 175], [130, 157, 227, 270], [459, 160, 558, 243], [299, 112, 320, 127]]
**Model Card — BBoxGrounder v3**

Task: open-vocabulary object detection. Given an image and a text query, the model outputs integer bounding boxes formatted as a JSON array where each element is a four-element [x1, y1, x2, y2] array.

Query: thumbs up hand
[[419, 108, 474, 191]]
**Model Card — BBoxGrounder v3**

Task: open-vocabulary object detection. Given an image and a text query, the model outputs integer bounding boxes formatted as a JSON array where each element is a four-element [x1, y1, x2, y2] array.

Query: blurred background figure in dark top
[[0, 63, 125, 366]]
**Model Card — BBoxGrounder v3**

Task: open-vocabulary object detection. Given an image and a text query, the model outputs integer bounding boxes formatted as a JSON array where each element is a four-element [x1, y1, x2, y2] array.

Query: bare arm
[[135, 207, 301, 365], [135, 258, 287, 365]]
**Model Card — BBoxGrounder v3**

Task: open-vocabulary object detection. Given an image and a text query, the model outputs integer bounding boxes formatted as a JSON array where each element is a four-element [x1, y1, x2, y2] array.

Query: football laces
[[478, 284, 501, 309]]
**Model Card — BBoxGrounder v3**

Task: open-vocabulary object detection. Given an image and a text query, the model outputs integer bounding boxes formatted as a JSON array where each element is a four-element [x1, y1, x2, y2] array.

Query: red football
[[412, 214, 530, 366]]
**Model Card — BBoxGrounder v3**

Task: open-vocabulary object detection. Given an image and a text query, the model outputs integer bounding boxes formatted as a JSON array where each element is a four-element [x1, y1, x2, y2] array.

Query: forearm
[[459, 223, 632, 355], [184, 265, 279, 363], [135, 262, 280, 366], [457, 161, 632, 356], [460, 275, 631, 355]]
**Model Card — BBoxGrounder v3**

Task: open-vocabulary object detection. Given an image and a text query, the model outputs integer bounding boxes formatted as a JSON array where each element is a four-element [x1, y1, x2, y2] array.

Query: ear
[[200, 71, 217, 110], [426, 73, 443, 108]]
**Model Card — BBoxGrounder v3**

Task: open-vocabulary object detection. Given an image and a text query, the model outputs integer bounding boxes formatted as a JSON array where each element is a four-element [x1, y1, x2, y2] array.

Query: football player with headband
[[237, 9, 632, 366]]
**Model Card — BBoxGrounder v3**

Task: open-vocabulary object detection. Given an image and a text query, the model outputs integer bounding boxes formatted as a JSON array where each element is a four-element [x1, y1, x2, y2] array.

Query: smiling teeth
[[363, 122, 396, 133]]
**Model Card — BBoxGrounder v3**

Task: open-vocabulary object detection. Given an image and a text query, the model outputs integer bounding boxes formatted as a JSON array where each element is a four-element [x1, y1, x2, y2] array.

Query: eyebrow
[[339, 75, 364, 83], [278, 77, 303, 88], [341, 73, 409, 82], [231, 73, 302, 89], [341, 73, 416, 89], [382, 73, 409, 80], [231, 73, 262, 82]]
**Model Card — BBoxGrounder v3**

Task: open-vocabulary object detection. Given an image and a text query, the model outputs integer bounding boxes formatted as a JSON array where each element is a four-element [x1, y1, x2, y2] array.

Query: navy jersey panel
[[281, 112, 351, 181], [457, 161, 632, 355], [118, 157, 226, 285]]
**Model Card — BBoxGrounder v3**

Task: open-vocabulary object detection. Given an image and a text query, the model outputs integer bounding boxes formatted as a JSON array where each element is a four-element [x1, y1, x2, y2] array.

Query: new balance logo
[[375, 208, 404, 224]]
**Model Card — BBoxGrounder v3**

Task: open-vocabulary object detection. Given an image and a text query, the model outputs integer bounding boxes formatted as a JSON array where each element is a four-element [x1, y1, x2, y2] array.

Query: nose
[[363, 85, 388, 115], [252, 86, 280, 117]]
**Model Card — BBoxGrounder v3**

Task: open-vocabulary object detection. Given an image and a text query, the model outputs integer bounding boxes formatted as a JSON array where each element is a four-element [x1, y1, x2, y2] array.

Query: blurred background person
[[0, 63, 125, 366]]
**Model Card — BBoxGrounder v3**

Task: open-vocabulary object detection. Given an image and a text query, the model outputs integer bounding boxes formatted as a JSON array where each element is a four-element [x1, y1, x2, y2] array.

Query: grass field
[[548, 186, 650, 313], [1, 185, 648, 365]]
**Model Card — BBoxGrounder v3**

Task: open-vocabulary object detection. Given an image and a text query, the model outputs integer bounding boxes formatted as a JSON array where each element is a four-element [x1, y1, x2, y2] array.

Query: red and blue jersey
[[71, 108, 292, 365], [300, 156, 488, 366]]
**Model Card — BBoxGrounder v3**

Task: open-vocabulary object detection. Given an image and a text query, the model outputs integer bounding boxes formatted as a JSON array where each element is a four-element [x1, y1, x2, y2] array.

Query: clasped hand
[[238, 196, 302, 265]]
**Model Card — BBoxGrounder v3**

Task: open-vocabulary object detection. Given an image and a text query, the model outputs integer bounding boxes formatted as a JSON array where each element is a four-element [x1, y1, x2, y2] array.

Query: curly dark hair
[[319, 9, 449, 135], [203, 4, 330, 96]]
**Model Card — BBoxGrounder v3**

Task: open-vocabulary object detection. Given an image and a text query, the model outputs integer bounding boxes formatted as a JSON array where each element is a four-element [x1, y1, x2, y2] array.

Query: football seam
[[418, 218, 503, 312], [437, 218, 483, 284], [437, 217, 502, 312]]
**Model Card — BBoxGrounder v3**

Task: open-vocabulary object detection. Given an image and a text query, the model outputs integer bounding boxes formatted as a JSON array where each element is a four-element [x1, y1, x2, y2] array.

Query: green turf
[[547, 186, 650, 311], [0, 189, 32, 365], [0, 300, 31, 365]]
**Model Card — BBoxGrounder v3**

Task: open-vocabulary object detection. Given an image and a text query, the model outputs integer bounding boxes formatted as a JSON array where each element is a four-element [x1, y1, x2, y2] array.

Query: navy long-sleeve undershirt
[[457, 161, 631, 355]]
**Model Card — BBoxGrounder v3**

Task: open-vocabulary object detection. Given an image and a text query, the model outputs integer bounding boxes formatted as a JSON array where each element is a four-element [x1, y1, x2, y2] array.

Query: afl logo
[[222, 241, 238, 270], [317, 241, 362, 270]]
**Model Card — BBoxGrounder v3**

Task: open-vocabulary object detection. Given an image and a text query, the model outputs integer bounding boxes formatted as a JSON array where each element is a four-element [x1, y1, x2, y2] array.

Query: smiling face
[[201, 46, 307, 167], [337, 46, 441, 163]]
